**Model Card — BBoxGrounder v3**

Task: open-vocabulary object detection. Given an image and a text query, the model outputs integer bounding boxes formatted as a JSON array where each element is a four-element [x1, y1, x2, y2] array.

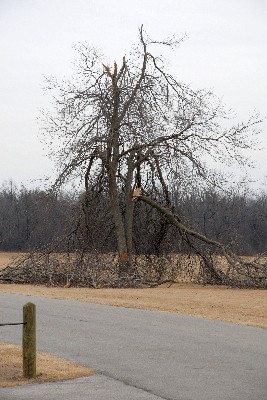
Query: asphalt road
[[0, 292, 266, 400]]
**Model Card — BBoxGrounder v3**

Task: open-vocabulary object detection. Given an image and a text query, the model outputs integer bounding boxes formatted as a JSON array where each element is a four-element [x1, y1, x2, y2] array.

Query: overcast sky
[[0, 0, 266, 190]]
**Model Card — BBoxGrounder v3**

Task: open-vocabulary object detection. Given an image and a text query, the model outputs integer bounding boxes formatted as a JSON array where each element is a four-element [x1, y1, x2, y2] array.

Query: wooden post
[[23, 302, 36, 378]]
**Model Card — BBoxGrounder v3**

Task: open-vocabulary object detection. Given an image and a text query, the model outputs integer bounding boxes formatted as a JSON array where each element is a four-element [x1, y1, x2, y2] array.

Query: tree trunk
[[124, 153, 135, 261], [108, 168, 128, 267], [108, 80, 131, 274]]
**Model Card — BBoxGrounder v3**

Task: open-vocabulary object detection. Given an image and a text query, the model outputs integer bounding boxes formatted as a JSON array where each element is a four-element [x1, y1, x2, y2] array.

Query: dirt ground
[[0, 252, 266, 387]]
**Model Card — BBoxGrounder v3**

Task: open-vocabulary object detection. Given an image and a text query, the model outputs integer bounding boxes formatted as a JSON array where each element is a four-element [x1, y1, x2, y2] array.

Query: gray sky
[[0, 0, 266, 189]]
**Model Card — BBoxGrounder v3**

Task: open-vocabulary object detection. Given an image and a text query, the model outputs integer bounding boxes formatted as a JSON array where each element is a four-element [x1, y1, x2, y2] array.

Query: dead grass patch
[[0, 252, 25, 270], [0, 282, 266, 328], [0, 341, 94, 388]]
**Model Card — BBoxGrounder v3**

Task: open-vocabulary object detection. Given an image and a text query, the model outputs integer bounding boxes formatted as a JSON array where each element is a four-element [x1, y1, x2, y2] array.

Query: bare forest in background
[[1, 180, 266, 256]]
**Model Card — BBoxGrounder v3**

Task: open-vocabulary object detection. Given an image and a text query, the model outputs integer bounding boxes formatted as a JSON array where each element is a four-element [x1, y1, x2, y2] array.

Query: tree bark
[[108, 78, 130, 272], [124, 153, 135, 260], [108, 163, 128, 266]]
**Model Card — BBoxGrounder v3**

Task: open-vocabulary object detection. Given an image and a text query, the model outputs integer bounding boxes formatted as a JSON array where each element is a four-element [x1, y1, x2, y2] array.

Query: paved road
[[0, 292, 266, 400]]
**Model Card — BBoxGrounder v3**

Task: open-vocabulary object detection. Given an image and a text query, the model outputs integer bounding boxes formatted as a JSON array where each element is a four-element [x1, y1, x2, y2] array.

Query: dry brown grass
[[0, 252, 25, 270], [0, 341, 94, 388], [2, 251, 267, 289], [1, 282, 266, 328]]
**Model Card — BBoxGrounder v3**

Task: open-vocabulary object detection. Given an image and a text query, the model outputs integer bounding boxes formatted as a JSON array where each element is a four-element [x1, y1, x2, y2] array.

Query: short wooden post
[[23, 302, 36, 378]]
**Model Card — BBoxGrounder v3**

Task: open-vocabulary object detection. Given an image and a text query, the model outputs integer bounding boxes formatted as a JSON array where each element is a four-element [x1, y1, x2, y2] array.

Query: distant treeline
[[0, 180, 266, 255]]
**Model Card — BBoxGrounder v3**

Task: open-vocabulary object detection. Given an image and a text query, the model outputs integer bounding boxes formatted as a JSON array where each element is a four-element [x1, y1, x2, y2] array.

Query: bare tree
[[41, 26, 262, 276]]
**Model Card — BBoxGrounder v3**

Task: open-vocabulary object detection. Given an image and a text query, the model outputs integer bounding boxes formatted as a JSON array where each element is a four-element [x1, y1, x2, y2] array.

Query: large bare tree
[[41, 26, 262, 276]]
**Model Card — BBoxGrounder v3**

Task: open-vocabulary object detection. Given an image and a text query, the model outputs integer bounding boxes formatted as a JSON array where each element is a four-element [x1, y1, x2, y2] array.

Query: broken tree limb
[[138, 195, 267, 287]]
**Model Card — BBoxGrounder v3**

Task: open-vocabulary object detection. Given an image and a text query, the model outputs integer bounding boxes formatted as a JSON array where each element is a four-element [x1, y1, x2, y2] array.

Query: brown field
[[0, 251, 266, 387], [0, 252, 25, 269]]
